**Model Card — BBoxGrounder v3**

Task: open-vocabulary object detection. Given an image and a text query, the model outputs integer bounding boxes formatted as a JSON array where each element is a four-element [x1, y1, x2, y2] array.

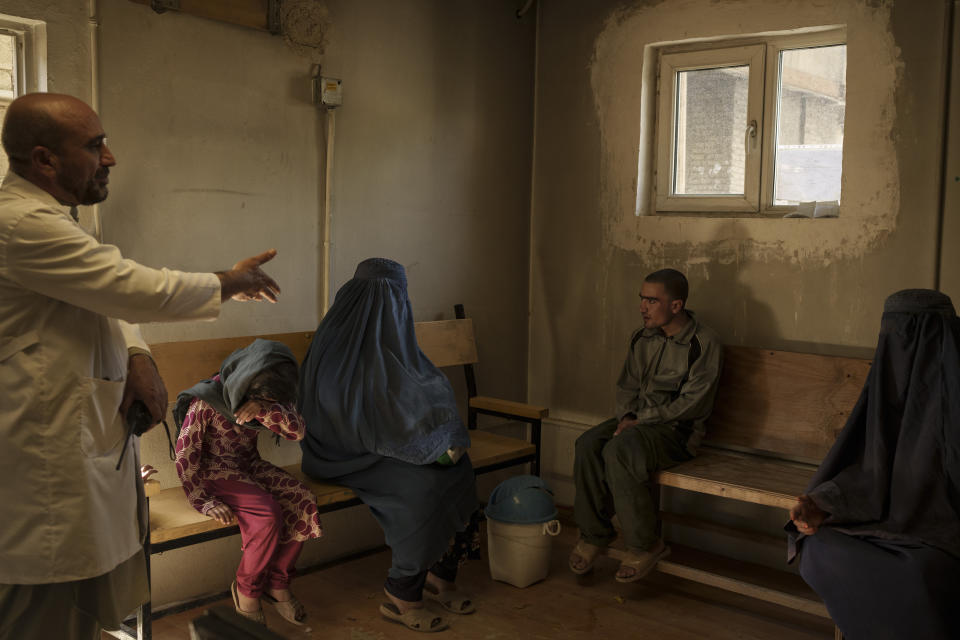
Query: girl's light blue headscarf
[[298, 258, 470, 469]]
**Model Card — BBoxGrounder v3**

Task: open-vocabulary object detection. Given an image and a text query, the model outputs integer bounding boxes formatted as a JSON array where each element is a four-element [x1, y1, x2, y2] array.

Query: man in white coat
[[0, 93, 284, 639]]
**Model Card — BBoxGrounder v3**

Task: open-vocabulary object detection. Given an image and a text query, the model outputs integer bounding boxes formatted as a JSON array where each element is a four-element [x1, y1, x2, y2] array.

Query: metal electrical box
[[313, 77, 342, 109]]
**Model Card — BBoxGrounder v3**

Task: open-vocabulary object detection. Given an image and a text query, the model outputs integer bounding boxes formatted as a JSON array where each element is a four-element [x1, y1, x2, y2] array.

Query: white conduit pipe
[[87, 0, 103, 241], [320, 108, 335, 317]]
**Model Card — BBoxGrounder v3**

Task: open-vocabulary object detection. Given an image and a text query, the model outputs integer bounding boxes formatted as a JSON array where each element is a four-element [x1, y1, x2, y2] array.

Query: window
[[0, 14, 47, 180], [653, 30, 846, 214], [0, 32, 19, 179]]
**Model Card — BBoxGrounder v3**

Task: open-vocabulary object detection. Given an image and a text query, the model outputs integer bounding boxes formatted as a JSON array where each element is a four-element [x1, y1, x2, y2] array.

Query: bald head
[[1, 93, 115, 205], [1, 93, 91, 165]]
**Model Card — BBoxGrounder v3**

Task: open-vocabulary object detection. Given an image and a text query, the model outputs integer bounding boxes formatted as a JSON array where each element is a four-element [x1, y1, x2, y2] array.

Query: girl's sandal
[[379, 602, 449, 632], [231, 580, 266, 625], [262, 591, 307, 625], [423, 582, 475, 614]]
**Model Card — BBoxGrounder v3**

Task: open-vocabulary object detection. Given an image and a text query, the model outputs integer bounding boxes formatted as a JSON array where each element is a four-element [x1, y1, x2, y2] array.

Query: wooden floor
[[109, 524, 834, 640]]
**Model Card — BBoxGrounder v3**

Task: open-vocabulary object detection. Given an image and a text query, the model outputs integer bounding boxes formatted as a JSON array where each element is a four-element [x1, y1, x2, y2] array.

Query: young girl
[[173, 339, 323, 626]]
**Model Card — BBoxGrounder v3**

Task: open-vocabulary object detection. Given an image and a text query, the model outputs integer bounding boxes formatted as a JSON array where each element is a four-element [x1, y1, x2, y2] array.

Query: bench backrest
[[148, 320, 479, 402], [706, 346, 872, 462]]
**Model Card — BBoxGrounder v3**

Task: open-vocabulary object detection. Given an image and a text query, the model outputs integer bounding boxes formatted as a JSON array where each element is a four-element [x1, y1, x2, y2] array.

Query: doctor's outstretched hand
[[216, 249, 282, 303]]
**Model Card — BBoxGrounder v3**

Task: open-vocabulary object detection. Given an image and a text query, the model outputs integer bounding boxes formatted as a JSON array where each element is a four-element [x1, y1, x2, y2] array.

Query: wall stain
[[170, 188, 259, 196]]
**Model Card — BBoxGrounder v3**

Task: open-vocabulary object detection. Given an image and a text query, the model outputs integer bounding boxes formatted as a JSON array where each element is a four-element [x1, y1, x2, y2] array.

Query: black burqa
[[789, 289, 960, 640], [298, 258, 478, 579]]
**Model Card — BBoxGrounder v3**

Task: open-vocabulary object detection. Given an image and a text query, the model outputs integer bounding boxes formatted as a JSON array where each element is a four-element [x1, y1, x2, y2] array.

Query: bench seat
[[655, 449, 817, 511], [626, 345, 872, 639], [147, 430, 535, 548]]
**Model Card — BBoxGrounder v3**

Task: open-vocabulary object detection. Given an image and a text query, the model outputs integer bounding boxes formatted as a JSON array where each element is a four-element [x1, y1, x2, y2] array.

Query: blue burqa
[[298, 258, 478, 577]]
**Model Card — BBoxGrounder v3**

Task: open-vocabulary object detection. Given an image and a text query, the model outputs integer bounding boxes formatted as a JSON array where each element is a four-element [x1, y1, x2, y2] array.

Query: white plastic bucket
[[486, 518, 562, 588]]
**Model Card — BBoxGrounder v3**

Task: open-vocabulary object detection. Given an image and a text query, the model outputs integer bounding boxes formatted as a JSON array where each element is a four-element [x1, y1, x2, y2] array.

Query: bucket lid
[[485, 475, 558, 524]]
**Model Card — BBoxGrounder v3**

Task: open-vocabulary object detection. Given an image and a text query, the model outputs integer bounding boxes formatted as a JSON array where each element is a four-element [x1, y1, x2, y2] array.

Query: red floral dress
[[174, 397, 323, 543]]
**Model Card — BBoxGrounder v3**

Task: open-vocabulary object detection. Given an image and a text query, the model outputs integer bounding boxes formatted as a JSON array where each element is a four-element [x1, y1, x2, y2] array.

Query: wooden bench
[[109, 309, 546, 640], [605, 345, 871, 637]]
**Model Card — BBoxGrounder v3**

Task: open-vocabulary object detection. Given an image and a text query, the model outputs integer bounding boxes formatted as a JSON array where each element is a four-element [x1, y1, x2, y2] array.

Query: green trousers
[[573, 418, 692, 551]]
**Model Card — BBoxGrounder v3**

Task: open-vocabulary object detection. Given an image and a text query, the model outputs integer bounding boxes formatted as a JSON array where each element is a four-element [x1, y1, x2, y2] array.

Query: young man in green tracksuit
[[569, 268, 723, 582]]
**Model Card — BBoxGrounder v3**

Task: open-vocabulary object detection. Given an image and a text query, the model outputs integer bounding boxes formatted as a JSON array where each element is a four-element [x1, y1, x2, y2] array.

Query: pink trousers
[[207, 478, 304, 599]]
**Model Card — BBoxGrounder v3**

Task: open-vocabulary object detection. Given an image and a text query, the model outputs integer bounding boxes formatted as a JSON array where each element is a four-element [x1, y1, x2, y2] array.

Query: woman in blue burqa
[[298, 258, 481, 633], [787, 289, 960, 640]]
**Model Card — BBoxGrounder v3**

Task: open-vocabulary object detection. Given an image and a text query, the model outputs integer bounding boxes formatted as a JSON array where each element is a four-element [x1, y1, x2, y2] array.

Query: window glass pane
[[674, 65, 749, 196], [0, 34, 15, 99], [774, 44, 846, 205]]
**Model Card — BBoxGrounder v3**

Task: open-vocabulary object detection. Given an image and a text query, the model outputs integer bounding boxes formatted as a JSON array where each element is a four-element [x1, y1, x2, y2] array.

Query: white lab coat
[[0, 171, 221, 584]]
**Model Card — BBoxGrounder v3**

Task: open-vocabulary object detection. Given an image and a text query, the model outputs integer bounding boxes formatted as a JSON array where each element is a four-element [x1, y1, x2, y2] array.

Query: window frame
[[0, 13, 47, 97], [0, 29, 25, 106], [760, 30, 847, 213], [655, 44, 766, 212], [0, 14, 46, 181], [651, 28, 847, 216]]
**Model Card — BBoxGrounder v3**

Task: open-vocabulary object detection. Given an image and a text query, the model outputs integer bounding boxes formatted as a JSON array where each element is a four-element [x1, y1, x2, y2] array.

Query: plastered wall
[[529, 0, 952, 565], [939, 1, 960, 300], [99, 0, 321, 343], [320, 1, 535, 405]]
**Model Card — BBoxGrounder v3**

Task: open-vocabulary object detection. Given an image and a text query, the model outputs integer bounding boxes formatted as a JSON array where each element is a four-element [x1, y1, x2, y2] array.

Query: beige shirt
[[0, 171, 221, 584]]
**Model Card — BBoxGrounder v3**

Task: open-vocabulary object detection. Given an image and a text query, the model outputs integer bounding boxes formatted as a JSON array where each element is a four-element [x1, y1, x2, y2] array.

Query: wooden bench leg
[[834, 626, 843, 640], [136, 494, 153, 640], [531, 418, 541, 477], [653, 481, 663, 539]]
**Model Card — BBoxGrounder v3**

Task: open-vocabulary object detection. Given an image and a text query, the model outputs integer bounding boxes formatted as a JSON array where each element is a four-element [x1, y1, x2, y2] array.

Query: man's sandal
[[231, 580, 266, 625], [614, 541, 670, 583], [379, 602, 449, 632], [262, 592, 307, 625], [423, 583, 475, 614], [568, 539, 603, 575]]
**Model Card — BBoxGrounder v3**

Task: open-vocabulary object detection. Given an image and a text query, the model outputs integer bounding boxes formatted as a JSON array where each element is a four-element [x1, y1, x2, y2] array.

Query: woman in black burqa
[[298, 258, 481, 633], [788, 289, 960, 640]]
